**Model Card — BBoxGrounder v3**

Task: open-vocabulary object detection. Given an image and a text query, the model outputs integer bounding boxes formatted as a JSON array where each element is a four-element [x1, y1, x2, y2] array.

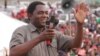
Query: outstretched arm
[[71, 3, 89, 48]]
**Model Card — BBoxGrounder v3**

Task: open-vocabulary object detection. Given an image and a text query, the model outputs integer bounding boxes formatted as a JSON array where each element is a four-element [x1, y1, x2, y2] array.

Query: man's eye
[[45, 12, 48, 14], [38, 12, 43, 14]]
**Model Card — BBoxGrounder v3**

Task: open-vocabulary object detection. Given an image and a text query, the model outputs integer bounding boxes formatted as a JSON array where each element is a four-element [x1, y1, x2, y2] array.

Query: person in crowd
[[9, 1, 89, 56]]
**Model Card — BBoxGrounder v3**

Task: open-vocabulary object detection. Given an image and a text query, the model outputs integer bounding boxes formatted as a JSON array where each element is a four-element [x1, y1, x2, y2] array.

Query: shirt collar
[[28, 23, 37, 32], [28, 23, 45, 33]]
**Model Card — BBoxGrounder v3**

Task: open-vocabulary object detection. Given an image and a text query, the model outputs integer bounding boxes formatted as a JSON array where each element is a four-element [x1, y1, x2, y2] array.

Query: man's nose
[[42, 13, 48, 18]]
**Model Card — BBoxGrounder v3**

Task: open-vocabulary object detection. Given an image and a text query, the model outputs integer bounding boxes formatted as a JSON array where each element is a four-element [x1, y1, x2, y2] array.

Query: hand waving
[[74, 3, 89, 24]]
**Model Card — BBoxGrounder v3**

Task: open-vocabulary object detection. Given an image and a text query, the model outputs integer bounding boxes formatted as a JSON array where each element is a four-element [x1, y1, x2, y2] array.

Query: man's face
[[30, 5, 49, 28]]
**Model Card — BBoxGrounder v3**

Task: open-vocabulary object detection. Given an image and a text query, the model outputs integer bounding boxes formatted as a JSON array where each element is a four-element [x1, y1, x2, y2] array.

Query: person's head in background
[[95, 34, 100, 44], [27, 1, 49, 28]]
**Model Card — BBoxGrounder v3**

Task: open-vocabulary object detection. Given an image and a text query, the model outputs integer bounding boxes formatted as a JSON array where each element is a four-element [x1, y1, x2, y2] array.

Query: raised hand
[[74, 3, 89, 24]]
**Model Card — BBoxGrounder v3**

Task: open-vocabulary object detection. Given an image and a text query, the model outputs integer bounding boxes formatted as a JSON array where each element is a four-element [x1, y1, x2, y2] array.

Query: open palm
[[74, 3, 89, 24]]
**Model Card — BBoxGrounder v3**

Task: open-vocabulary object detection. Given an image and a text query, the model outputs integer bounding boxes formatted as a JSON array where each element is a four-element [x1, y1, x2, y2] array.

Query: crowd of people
[[57, 11, 100, 56]]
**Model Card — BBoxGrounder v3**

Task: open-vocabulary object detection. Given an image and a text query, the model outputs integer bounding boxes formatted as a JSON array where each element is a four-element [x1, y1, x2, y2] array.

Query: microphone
[[46, 22, 54, 46], [46, 3, 59, 46], [46, 16, 59, 46]]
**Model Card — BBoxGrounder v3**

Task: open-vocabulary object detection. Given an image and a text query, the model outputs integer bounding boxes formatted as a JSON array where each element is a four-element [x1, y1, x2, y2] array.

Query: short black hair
[[27, 1, 45, 14]]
